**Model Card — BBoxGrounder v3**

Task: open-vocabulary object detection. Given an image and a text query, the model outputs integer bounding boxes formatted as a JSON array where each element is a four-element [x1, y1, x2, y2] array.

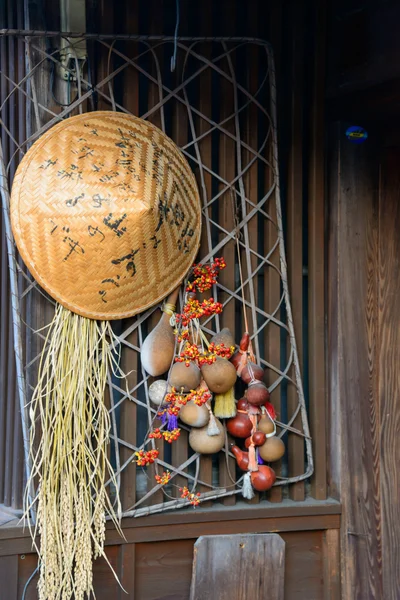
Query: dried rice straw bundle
[[28, 305, 122, 599], [10, 112, 201, 599]]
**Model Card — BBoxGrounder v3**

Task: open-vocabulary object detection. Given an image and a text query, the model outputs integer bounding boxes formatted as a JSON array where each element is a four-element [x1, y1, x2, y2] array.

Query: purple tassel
[[168, 413, 179, 431], [257, 449, 264, 465], [160, 411, 168, 426]]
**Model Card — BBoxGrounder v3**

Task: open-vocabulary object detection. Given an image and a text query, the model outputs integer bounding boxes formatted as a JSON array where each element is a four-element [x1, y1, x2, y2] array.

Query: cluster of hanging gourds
[[226, 332, 285, 498], [139, 258, 286, 502]]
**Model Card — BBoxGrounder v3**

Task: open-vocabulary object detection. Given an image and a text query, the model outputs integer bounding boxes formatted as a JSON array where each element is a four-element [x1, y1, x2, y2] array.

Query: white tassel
[[207, 410, 220, 436], [242, 472, 255, 499]]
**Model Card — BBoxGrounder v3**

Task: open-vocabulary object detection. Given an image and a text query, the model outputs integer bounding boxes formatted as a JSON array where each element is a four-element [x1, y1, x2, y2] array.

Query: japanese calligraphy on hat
[[11, 111, 202, 319]]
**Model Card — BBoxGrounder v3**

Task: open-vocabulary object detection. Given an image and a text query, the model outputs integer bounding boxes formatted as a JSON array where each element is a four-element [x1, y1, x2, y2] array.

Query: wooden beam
[[328, 122, 382, 599], [0, 511, 340, 556], [309, 0, 327, 501]]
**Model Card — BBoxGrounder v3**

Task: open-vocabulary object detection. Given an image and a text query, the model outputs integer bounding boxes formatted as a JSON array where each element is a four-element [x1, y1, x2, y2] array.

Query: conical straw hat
[[11, 111, 202, 319]]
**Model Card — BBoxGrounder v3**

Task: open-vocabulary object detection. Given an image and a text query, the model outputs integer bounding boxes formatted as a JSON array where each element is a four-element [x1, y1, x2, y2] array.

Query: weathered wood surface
[[286, 0, 305, 503], [1, 522, 338, 599], [190, 534, 285, 600], [308, 0, 327, 502], [378, 148, 400, 600], [328, 122, 381, 599]]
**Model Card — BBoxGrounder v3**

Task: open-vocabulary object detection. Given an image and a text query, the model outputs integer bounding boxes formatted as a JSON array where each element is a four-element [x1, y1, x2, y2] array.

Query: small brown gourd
[[240, 362, 264, 384], [189, 419, 225, 454], [258, 414, 276, 435], [231, 446, 250, 471], [170, 361, 201, 393], [226, 411, 253, 438], [246, 381, 270, 406], [237, 397, 249, 411], [201, 357, 237, 394], [244, 431, 266, 448], [258, 436, 285, 462], [179, 399, 210, 428]]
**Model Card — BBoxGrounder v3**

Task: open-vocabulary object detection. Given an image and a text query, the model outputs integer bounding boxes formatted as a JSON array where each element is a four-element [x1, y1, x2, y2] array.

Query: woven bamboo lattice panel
[[0, 33, 313, 517]]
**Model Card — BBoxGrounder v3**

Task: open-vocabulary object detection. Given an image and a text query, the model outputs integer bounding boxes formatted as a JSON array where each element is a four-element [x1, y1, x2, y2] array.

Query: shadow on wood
[[189, 533, 285, 600]]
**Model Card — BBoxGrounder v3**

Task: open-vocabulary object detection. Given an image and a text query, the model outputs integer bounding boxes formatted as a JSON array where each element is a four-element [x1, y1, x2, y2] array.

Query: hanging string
[[170, 0, 180, 72]]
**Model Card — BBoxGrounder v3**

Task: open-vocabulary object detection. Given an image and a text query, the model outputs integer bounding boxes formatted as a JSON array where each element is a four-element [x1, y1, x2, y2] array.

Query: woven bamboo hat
[[11, 111, 202, 319]]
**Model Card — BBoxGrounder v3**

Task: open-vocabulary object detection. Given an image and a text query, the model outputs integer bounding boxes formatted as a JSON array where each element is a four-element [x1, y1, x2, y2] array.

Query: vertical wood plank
[[265, 0, 284, 504], [0, 554, 18, 600], [190, 534, 285, 600], [322, 529, 341, 600], [328, 122, 382, 600], [378, 148, 400, 600], [286, 0, 305, 502], [118, 544, 136, 599], [308, 0, 327, 500]]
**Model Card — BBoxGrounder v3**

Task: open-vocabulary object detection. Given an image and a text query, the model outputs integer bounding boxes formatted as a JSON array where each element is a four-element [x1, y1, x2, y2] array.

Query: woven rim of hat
[[10, 111, 202, 320]]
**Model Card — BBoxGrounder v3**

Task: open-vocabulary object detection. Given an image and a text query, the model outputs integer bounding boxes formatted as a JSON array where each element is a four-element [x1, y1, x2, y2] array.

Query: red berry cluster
[[176, 297, 223, 327], [148, 428, 163, 440], [186, 257, 226, 293], [175, 342, 201, 366], [163, 428, 181, 443], [162, 387, 211, 412], [185, 387, 212, 406], [164, 388, 184, 409], [148, 427, 181, 443], [176, 328, 190, 343], [134, 449, 159, 466], [179, 486, 201, 507], [155, 471, 171, 486]]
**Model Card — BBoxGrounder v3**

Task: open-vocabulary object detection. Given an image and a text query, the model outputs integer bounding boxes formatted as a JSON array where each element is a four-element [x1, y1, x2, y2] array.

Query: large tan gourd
[[141, 289, 179, 376], [179, 399, 210, 428], [170, 361, 201, 392], [258, 436, 285, 462], [210, 327, 235, 348], [189, 419, 225, 454], [201, 356, 237, 394]]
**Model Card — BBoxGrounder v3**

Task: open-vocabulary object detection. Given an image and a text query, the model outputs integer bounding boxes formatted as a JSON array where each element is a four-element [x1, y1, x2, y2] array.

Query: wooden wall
[[0, 0, 340, 598], [328, 122, 400, 599], [0, 504, 341, 599]]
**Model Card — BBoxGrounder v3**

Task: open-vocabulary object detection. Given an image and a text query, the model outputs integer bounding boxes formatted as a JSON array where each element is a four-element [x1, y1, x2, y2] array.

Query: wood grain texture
[[265, 0, 284, 504], [328, 122, 382, 599], [118, 543, 136, 599], [378, 149, 400, 600], [0, 554, 18, 600], [190, 534, 285, 600], [322, 529, 341, 600], [308, 0, 327, 501], [286, 0, 305, 502], [135, 538, 195, 600], [3, 528, 335, 600]]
